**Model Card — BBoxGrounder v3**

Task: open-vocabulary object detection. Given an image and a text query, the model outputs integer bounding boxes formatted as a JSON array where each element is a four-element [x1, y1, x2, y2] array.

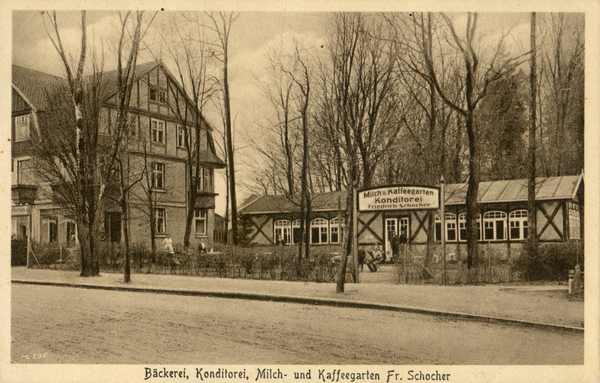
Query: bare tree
[[206, 11, 240, 244], [421, 13, 525, 276], [43, 11, 106, 277], [282, 43, 313, 267], [539, 13, 584, 177], [311, 13, 404, 291], [159, 12, 218, 250], [101, 11, 154, 283], [527, 12, 539, 245], [253, 43, 301, 196]]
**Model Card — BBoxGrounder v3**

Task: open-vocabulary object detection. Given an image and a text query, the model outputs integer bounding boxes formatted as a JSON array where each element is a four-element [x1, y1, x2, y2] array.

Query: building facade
[[11, 63, 225, 252], [239, 175, 584, 261]]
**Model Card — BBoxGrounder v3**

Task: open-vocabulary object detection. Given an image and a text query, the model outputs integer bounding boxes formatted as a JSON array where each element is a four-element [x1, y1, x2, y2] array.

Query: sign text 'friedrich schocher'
[[358, 186, 439, 211]]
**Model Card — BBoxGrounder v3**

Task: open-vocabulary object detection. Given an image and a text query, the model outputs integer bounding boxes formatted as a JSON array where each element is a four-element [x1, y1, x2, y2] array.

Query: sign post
[[358, 185, 440, 212], [441, 176, 446, 285]]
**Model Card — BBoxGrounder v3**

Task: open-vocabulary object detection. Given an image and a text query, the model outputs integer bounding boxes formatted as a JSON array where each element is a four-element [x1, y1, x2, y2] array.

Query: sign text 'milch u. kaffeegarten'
[[358, 185, 440, 211]]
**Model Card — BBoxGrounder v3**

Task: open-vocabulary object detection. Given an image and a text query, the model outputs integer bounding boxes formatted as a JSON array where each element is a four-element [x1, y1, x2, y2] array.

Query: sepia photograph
[[2, 1, 599, 382]]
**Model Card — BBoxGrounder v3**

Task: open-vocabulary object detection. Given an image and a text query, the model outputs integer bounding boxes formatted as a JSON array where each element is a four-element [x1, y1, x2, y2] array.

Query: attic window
[[149, 86, 166, 104], [14, 115, 30, 142]]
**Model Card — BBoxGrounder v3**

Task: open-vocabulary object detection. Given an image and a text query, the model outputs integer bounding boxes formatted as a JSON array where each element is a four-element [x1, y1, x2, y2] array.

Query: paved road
[[12, 284, 583, 365]]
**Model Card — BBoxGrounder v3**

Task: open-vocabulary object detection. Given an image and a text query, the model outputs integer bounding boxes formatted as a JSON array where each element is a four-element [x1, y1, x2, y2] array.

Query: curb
[[12, 279, 584, 333]]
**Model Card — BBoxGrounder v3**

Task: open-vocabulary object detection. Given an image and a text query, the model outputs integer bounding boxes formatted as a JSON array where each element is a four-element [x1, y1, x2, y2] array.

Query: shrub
[[31, 241, 62, 266], [240, 252, 257, 275], [97, 242, 122, 271], [11, 239, 28, 266], [131, 243, 151, 272], [512, 240, 583, 282], [213, 252, 228, 277]]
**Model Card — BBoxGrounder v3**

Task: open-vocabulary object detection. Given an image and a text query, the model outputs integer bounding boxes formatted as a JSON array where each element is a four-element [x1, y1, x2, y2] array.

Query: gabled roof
[[100, 60, 160, 99], [240, 175, 583, 215], [102, 60, 218, 133], [12, 65, 67, 111], [443, 174, 583, 206], [240, 191, 347, 214]]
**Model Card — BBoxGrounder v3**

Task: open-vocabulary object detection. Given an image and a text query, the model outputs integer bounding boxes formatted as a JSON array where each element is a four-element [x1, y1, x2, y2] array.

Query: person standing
[[390, 232, 400, 263]]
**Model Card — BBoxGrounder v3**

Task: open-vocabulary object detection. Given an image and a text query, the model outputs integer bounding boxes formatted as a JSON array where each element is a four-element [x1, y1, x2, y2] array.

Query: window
[[330, 218, 343, 244], [151, 119, 165, 144], [459, 213, 481, 241], [152, 163, 165, 189], [435, 214, 457, 242], [292, 220, 301, 244], [459, 214, 467, 241], [483, 211, 506, 241], [14, 115, 30, 142], [195, 210, 206, 235], [177, 125, 185, 148], [194, 167, 213, 193], [66, 221, 76, 244], [41, 214, 58, 243], [155, 208, 166, 234], [509, 210, 528, 240], [16, 159, 32, 184], [149, 87, 166, 104], [311, 218, 328, 244], [568, 203, 581, 240], [274, 220, 291, 245], [12, 216, 29, 240]]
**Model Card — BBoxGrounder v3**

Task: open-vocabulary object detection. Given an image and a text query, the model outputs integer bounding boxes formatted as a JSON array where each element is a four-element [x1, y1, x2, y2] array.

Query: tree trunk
[[465, 110, 480, 273], [223, 57, 238, 245], [527, 12, 538, 243], [337, 189, 353, 293], [122, 200, 131, 283]]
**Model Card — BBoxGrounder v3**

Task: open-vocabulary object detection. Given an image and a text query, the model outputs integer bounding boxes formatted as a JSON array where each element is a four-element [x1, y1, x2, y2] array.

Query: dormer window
[[14, 115, 30, 142], [149, 86, 166, 104]]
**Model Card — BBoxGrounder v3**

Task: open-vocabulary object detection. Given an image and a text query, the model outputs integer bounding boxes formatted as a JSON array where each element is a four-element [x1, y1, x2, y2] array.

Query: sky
[[7, 8, 581, 216], [11, 10, 333, 215]]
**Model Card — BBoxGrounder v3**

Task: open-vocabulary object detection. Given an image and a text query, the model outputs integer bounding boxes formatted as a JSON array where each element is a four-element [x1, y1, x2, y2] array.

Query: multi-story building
[[11, 62, 225, 252]]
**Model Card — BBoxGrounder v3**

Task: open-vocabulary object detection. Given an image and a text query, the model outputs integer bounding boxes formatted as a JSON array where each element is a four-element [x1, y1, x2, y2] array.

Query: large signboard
[[358, 185, 440, 211]]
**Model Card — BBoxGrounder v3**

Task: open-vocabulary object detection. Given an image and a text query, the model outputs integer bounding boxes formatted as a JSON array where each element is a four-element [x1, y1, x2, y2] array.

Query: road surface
[[12, 284, 583, 364]]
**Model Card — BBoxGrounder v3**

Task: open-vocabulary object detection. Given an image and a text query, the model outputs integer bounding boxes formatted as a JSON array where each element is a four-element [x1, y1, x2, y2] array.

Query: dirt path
[[12, 284, 583, 365], [12, 267, 584, 328]]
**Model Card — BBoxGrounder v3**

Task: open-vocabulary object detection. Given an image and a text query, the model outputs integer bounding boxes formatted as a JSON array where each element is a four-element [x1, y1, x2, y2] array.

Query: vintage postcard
[[1, 0, 598, 382]]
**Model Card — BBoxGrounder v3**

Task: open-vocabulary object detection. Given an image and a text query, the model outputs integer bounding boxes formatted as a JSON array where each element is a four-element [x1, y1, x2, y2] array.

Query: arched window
[[435, 214, 457, 242], [509, 210, 528, 240], [483, 211, 507, 241], [274, 220, 291, 245], [330, 218, 344, 244], [311, 218, 329, 244], [459, 213, 482, 241]]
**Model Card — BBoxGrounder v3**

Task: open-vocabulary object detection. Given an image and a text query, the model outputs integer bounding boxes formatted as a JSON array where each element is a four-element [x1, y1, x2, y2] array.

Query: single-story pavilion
[[239, 175, 583, 261]]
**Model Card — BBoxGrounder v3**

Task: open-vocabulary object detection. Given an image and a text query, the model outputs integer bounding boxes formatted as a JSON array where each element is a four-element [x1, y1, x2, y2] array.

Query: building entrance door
[[105, 213, 122, 243], [385, 217, 408, 261]]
